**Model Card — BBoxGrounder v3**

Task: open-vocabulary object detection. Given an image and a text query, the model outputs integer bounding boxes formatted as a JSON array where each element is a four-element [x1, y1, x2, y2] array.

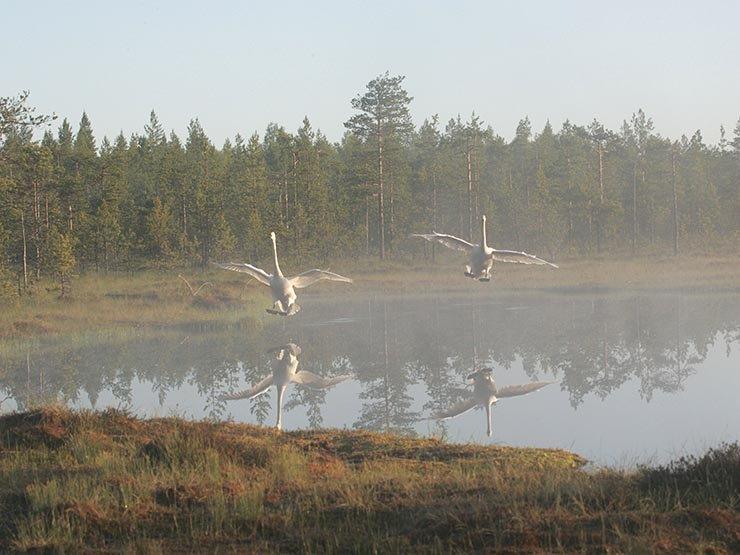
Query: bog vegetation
[[0, 407, 737, 552], [1, 75, 739, 298]]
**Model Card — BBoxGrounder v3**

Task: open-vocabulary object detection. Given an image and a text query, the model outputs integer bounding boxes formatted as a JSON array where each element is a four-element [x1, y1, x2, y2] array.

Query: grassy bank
[[1, 254, 738, 339], [0, 272, 268, 339], [0, 408, 737, 552]]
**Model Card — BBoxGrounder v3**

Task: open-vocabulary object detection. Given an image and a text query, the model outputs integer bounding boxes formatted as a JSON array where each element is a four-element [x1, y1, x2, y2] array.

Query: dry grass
[[0, 407, 737, 552], [344, 253, 740, 293], [0, 271, 267, 339], [1, 254, 738, 340]]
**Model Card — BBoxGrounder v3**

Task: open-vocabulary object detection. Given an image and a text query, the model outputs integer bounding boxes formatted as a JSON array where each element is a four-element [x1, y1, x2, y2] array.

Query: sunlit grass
[[0, 407, 737, 552], [0, 270, 268, 339], [1, 255, 738, 340]]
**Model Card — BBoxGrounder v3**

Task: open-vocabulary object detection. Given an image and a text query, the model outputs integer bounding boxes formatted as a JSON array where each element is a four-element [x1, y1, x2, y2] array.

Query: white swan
[[432, 368, 554, 436], [221, 343, 351, 430], [411, 215, 558, 281], [213, 232, 353, 315]]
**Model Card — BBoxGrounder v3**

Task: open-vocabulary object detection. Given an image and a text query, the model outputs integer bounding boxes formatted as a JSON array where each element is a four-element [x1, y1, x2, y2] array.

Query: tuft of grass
[[638, 442, 740, 507], [0, 407, 738, 552]]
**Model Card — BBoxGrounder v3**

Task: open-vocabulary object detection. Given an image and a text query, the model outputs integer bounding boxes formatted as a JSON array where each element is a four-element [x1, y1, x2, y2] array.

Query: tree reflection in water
[[1, 293, 737, 439]]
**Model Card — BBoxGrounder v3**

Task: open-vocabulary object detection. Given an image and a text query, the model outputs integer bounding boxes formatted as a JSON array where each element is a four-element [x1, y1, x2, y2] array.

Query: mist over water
[[1, 290, 738, 465]]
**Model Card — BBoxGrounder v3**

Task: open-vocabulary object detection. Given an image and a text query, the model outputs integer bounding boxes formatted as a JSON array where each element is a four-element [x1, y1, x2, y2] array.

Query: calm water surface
[[2, 290, 738, 465]]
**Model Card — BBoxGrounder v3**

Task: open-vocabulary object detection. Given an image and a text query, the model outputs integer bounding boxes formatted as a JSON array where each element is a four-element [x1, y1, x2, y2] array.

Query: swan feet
[[265, 303, 302, 317], [478, 277, 491, 282]]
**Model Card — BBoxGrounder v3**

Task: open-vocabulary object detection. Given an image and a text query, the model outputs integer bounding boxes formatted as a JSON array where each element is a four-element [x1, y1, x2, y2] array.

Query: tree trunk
[[33, 180, 41, 279], [466, 146, 473, 242], [377, 126, 385, 260], [365, 195, 370, 256], [672, 149, 679, 256], [596, 143, 604, 253], [474, 142, 480, 224], [389, 168, 394, 252], [21, 211, 28, 289], [632, 162, 638, 255], [523, 157, 530, 210], [431, 171, 437, 263]]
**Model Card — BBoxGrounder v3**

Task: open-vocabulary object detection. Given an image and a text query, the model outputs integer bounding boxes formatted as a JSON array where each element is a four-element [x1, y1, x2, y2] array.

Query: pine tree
[[345, 72, 413, 259]]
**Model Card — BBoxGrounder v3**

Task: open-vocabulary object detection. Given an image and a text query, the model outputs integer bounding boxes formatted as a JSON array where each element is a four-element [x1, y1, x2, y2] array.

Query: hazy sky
[[4, 0, 739, 145]]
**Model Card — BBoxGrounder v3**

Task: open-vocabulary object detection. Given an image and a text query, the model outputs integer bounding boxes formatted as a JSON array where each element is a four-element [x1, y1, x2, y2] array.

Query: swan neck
[[481, 218, 487, 247], [276, 384, 286, 430], [271, 233, 283, 276]]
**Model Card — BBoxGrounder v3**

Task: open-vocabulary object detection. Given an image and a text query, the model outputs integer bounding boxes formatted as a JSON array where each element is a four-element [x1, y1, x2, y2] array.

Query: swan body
[[433, 368, 554, 436], [221, 343, 351, 430], [213, 232, 352, 315], [411, 215, 558, 281]]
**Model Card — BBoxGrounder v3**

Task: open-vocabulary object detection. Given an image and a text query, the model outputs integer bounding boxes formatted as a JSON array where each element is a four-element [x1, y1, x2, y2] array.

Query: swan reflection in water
[[221, 343, 351, 430], [432, 368, 554, 436]]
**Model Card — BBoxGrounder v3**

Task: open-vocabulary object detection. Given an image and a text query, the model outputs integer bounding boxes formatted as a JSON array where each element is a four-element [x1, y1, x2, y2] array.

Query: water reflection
[[432, 368, 553, 436], [0, 292, 738, 461], [220, 343, 350, 430]]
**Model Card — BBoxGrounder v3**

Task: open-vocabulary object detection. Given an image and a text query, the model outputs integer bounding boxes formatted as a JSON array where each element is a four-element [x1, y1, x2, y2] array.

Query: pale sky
[[4, 0, 739, 145]]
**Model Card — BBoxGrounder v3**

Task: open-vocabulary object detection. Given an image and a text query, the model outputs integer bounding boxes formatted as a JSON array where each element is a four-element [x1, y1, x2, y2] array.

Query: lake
[[1, 290, 738, 466]]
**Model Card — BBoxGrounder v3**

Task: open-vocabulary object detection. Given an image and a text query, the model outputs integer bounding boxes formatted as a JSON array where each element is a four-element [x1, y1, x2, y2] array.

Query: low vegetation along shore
[[1, 255, 738, 339], [0, 408, 737, 552]]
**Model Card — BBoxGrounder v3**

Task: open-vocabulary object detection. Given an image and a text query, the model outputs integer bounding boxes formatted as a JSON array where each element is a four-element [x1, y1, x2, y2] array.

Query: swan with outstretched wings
[[221, 343, 351, 430], [432, 368, 554, 436], [213, 232, 352, 316], [411, 215, 558, 281]]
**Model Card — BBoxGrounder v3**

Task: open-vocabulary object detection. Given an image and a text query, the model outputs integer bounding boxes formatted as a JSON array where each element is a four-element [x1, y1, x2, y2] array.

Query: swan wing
[[220, 375, 273, 401], [411, 232, 475, 252], [496, 381, 555, 398], [290, 269, 353, 289], [491, 249, 558, 268], [212, 262, 272, 285], [292, 371, 351, 388], [433, 396, 478, 419]]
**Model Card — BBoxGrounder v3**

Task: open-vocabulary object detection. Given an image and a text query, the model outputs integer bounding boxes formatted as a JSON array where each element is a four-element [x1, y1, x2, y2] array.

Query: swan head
[[467, 367, 493, 381], [481, 214, 487, 223], [270, 231, 276, 241]]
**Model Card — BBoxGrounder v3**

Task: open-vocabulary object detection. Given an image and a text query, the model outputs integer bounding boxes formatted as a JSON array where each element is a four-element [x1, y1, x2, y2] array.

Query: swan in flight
[[213, 232, 353, 315], [220, 343, 351, 430], [432, 368, 554, 436], [411, 215, 558, 281]]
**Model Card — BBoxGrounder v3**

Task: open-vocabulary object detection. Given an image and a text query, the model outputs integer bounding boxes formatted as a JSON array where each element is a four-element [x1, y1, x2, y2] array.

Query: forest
[[1, 74, 739, 296]]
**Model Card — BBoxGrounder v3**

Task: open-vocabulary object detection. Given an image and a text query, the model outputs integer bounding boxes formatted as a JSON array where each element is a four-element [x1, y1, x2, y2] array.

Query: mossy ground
[[0, 407, 737, 552]]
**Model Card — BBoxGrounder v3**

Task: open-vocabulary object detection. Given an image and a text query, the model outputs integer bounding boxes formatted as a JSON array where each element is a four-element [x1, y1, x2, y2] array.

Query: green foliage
[[147, 197, 177, 265], [47, 229, 75, 296], [0, 87, 738, 288]]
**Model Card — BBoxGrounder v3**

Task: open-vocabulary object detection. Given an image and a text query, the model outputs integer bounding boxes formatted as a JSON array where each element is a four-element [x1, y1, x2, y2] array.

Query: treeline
[[1, 76, 739, 294]]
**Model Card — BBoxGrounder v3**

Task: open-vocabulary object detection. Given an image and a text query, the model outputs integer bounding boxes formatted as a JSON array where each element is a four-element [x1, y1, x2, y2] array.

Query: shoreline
[[1, 255, 738, 340], [0, 407, 737, 552]]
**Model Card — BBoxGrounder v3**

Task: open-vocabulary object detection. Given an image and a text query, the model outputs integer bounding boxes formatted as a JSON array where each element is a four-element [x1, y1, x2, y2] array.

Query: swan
[[432, 368, 554, 436], [411, 215, 558, 281], [220, 343, 351, 430], [213, 232, 353, 315]]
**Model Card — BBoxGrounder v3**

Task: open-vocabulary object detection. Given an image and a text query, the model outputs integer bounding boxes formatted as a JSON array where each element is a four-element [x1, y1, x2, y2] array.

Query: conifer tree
[[345, 72, 413, 259]]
